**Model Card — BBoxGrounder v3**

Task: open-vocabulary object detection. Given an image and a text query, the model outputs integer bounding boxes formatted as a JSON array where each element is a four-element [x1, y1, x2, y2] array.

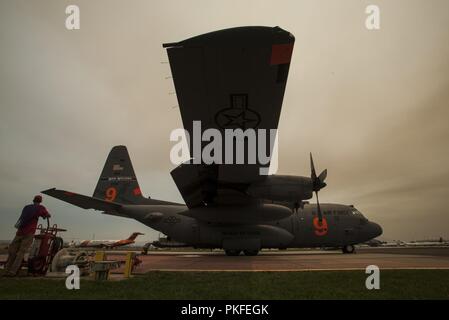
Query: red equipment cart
[[27, 218, 66, 275]]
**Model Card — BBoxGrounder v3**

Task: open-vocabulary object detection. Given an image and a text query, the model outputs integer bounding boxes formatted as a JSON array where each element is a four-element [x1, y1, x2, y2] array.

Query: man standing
[[4, 195, 51, 277]]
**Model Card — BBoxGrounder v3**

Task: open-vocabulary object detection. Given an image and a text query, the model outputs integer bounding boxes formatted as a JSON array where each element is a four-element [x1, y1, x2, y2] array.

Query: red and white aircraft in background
[[74, 232, 144, 248]]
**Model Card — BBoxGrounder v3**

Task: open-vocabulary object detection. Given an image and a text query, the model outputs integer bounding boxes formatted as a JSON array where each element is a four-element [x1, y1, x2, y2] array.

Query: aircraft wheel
[[243, 250, 259, 256], [342, 245, 355, 254], [225, 250, 241, 256]]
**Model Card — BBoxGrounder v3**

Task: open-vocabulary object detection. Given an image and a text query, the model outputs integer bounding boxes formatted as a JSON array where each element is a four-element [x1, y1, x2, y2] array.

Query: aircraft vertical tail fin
[[127, 232, 144, 241], [93, 146, 145, 204]]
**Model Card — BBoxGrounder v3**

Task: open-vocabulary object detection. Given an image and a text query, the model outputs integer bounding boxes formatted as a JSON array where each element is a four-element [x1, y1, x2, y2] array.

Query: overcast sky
[[1, 0, 448, 242]]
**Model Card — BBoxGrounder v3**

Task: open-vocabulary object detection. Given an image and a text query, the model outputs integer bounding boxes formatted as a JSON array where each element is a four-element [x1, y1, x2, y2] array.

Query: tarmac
[[130, 247, 449, 272], [2, 247, 449, 273]]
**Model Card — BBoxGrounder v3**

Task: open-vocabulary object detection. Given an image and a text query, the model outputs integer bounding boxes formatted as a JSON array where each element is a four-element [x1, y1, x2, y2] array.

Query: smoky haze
[[0, 0, 448, 242]]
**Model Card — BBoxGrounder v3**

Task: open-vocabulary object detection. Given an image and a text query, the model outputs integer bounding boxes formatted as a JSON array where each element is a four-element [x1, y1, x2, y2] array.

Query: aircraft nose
[[369, 222, 383, 239]]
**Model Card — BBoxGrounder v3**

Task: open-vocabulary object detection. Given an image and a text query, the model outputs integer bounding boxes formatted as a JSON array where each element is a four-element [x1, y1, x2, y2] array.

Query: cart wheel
[[51, 237, 64, 255], [28, 256, 46, 274]]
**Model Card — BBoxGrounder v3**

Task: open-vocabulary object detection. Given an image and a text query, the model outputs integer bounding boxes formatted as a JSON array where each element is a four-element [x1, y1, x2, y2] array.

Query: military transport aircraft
[[42, 26, 382, 255], [43, 145, 382, 255], [75, 232, 144, 249]]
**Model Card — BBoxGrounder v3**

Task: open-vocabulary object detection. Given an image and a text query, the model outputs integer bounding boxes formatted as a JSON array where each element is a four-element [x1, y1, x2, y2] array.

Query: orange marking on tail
[[270, 43, 294, 65], [105, 187, 117, 202], [133, 187, 141, 196]]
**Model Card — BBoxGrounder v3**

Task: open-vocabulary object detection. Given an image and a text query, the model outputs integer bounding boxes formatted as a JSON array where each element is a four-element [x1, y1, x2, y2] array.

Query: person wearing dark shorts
[[4, 195, 51, 276]]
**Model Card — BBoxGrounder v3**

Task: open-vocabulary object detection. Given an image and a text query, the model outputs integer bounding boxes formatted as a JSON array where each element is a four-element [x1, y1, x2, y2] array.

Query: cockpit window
[[351, 209, 362, 215]]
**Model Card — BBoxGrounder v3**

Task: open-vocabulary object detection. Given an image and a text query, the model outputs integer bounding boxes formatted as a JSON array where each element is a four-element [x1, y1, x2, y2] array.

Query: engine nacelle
[[180, 203, 292, 223], [246, 175, 313, 202]]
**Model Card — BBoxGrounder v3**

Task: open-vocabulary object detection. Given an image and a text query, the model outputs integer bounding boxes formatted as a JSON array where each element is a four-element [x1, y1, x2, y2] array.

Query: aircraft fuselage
[[114, 203, 382, 254]]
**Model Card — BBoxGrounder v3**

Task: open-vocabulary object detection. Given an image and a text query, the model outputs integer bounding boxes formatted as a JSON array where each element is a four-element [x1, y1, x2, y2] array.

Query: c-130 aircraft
[[43, 26, 382, 256]]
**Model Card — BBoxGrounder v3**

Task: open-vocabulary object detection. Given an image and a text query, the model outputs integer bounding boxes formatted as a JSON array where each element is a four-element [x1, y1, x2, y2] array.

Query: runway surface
[[131, 247, 449, 272], [2, 247, 449, 273]]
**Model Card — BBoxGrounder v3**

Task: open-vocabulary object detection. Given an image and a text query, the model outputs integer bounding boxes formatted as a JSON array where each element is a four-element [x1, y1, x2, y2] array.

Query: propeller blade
[[315, 190, 322, 222], [310, 153, 317, 180], [310, 153, 327, 191], [310, 152, 325, 222], [318, 169, 327, 183]]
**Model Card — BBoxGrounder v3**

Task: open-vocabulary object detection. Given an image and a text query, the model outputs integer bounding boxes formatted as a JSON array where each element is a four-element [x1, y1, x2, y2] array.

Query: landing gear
[[243, 250, 259, 256], [342, 245, 355, 254], [225, 249, 260, 256], [225, 249, 241, 256]]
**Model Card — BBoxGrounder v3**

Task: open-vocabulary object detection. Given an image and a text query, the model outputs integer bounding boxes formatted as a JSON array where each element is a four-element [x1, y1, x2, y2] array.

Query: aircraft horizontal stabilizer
[[42, 188, 122, 213]]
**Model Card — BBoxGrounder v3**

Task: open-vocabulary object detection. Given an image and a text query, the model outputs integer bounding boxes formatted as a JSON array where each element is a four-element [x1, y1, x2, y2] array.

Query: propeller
[[310, 153, 327, 222]]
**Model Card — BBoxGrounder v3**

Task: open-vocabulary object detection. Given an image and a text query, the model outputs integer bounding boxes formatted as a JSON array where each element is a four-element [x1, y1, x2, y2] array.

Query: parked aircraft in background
[[75, 232, 144, 248], [404, 238, 448, 247]]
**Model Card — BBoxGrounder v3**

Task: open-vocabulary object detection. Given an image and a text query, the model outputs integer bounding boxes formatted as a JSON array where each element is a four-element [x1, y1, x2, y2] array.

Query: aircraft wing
[[164, 26, 295, 207], [42, 188, 122, 213]]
